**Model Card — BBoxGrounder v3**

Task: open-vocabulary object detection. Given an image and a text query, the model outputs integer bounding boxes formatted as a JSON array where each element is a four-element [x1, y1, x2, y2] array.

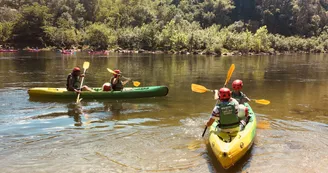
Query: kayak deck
[[28, 86, 169, 99], [208, 103, 256, 169]]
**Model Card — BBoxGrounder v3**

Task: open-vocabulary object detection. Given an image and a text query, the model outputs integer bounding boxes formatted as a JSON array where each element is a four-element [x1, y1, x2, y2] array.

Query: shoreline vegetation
[[1, 1, 328, 56]]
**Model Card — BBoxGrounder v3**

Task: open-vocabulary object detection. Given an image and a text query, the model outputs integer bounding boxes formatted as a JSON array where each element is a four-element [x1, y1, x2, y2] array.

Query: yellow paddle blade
[[191, 84, 212, 93], [257, 120, 270, 129], [224, 64, 235, 87], [83, 61, 90, 69], [107, 68, 117, 74], [133, 81, 140, 87], [254, 99, 270, 105]]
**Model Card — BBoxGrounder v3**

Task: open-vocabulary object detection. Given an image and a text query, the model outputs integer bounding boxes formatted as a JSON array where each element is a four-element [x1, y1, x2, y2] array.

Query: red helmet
[[232, 79, 243, 91], [73, 67, 80, 72], [219, 87, 231, 100], [102, 83, 112, 91], [113, 69, 121, 77]]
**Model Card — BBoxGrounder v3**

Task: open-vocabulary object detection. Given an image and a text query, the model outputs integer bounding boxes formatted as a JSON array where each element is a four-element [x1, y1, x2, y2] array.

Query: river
[[0, 51, 327, 173]]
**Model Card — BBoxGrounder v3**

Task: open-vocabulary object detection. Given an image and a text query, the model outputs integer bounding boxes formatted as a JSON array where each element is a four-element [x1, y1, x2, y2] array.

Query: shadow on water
[[205, 141, 254, 173]]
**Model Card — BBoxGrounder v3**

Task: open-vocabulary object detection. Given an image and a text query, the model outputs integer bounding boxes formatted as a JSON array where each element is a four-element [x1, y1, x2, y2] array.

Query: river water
[[0, 52, 327, 173]]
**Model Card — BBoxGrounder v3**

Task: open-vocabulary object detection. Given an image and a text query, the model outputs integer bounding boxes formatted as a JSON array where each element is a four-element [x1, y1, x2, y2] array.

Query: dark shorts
[[67, 88, 80, 91]]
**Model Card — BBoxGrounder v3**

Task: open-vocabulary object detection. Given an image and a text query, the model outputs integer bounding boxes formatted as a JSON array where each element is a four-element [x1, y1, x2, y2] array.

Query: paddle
[[252, 99, 270, 105], [76, 61, 90, 103], [224, 64, 235, 87], [191, 84, 213, 93], [200, 64, 235, 137], [191, 84, 271, 105], [106, 68, 141, 87]]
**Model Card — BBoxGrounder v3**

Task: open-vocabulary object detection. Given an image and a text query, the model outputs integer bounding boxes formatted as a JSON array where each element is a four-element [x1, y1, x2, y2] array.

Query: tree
[[195, 0, 235, 28], [44, 26, 82, 48], [85, 23, 117, 50], [11, 3, 53, 47], [0, 22, 14, 45]]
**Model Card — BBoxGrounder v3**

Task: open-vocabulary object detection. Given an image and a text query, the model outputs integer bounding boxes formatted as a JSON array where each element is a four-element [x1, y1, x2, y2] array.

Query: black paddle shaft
[[202, 126, 207, 137]]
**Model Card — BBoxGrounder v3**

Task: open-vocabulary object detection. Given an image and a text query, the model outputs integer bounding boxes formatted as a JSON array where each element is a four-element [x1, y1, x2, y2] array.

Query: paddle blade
[[83, 61, 90, 70], [257, 120, 270, 129], [224, 64, 235, 87], [191, 84, 211, 93], [133, 81, 140, 87], [107, 68, 117, 74], [254, 99, 270, 105], [76, 94, 81, 103]]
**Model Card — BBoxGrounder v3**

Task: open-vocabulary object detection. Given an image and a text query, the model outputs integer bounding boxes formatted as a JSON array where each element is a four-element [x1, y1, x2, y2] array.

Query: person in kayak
[[110, 69, 131, 91], [206, 87, 248, 132], [66, 67, 94, 93], [231, 79, 250, 104]]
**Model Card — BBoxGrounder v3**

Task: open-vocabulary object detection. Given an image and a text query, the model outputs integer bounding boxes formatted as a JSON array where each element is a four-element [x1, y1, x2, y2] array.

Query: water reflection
[[66, 101, 130, 127], [103, 101, 124, 116], [67, 103, 83, 126]]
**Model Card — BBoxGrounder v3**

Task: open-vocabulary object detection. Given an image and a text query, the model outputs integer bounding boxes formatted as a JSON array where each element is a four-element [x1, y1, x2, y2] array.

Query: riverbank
[[2, 46, 326, 57], [104, 47, 328, 57]]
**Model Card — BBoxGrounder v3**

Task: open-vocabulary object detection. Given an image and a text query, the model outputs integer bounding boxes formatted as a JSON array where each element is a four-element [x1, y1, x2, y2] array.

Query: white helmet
[[237, 104, 248, 119]]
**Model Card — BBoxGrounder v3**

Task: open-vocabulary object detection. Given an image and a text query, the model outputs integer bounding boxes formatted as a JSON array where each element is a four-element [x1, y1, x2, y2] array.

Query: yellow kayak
[[208, 103, 256, 169]]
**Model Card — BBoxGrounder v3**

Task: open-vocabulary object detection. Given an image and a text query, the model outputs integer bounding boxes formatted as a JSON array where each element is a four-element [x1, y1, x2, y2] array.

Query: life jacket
[[231, 91, 246, 103], [218, 101, 240, 129], [66, 73, 80, 90], [110, 77, 123, 91]]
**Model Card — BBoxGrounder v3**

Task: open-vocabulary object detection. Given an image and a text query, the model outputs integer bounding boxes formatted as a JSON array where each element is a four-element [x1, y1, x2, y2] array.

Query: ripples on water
[[1, 53, 328, 172]]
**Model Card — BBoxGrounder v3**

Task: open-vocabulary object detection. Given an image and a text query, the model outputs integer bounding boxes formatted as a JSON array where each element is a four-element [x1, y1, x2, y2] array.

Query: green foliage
[[268, 34, 290, 52], [0, 0, 327, 53], [252, 26, 270, 52], [117, 27, 141, 49], [44, 26, 82, 48], [139, 23, 160, 50], [0, 6, 20, 22], [0, 22, 14, 44], [85, 23, 117, 50], [12, 2, 53, 47], [196, 0, 235, 28]]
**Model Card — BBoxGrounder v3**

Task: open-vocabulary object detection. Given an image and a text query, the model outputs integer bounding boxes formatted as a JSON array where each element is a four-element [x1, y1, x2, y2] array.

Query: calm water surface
[[0, 52, 327, 173]]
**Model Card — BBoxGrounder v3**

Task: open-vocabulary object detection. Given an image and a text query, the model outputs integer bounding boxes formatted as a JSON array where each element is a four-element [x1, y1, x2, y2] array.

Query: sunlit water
[[0, 52, 327, 173]]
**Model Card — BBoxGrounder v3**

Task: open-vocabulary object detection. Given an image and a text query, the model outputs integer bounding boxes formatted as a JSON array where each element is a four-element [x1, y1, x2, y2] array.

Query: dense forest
[[0, 0, 328, 54]]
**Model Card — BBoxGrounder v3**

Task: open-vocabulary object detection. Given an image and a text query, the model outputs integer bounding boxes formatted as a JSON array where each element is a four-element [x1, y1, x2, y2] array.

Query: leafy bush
[[85, 23, 117, 50]]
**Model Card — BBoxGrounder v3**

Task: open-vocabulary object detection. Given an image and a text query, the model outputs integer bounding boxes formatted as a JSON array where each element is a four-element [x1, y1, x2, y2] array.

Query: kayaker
[[231, 79, 250, 104], [66, 67, 94, 93], [206, 87, 248, 132], [110, 70, 131, 91]]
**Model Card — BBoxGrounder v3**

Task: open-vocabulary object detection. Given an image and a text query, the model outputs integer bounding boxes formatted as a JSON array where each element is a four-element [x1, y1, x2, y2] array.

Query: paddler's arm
[[206, 106, 220, 127], [206, 118, 215, 127], [122, 78, 131, 86], [112, 77, 119, 84], [214, 89, 219, 100], [242, 93, 251, 103], [68, 78, 80, 94]]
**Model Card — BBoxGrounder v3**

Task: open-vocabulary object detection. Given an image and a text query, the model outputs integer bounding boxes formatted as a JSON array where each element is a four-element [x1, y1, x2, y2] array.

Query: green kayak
[[28, 86, 169, 99]]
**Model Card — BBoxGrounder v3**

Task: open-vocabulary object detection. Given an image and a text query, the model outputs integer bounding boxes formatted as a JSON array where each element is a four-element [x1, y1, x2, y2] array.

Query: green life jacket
[[110, 77, 123, 91], [231, 91, 245, 103], [218, 101, 240, 129], [66, 74, 80, 90]]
